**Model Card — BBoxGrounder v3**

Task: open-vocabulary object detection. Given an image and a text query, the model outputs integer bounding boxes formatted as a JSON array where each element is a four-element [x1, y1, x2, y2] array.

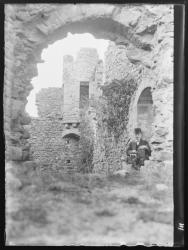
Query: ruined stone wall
[[4, 5, 33, 161], [4, 4, 174, 175], [27, 48, 100, 171], [126, 6, 174, 164], [93, 5, 174, 174], [27, 118, 64, 164], [36, 87, 63, 118], [92, 43, 138, 173], [104, 42, 139, 82], [93, 134, 128, 174], [26, 87, 64, 165], [62, 55, 78, 123], [74, 48, 99, 82], [27, 118, 81, 173], [104, 5, 173, 163], [63, 48, 99, 123]]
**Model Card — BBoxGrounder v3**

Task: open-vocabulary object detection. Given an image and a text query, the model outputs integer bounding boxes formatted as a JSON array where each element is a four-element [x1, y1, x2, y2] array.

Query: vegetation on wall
[[78, 78, 137, 173], [97, 78, 137, 141], [91, 78, 137, 174]]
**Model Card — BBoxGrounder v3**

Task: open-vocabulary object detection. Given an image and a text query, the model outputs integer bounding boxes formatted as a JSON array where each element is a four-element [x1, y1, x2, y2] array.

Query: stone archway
[[62, 132, 80, 172], [137, 87, 154, 140], [4, 4, 173, 162], [4, 5, 175, 245]]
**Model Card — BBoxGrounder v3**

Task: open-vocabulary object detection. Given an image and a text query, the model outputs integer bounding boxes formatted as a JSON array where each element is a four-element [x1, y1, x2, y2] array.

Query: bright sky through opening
[[26, 33, 109, 117]]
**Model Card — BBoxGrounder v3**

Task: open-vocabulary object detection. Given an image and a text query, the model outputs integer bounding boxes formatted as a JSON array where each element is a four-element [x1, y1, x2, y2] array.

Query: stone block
[[12, 125, 24, 133], [20, 114, 31, 125], [11, 99, 25, 119], [152, 151, 173, 162], [155, 127, 168, 137], [159, 151, 173, 161], [7, 146, 22, 161], [22, 150, 30, 161], [22, 160, 37, 172], [113, 8, 141, 28], [22, 143, 31, 150], [6, 170, 22, 190], [163, 160, 173, 168], [9, 131, 22, 143], [156, 183, 168, 191], [22, 130, 30, 139]]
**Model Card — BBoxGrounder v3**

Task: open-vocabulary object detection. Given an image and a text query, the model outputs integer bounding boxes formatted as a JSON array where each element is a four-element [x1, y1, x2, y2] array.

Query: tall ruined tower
[[28, 48, 103, 171], [60, 48, 102, 172], [62, 48, 100, 131]]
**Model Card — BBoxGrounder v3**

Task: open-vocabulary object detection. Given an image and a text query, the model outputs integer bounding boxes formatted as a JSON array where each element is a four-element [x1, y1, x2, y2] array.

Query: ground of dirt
[[6, 167, 173, 246]]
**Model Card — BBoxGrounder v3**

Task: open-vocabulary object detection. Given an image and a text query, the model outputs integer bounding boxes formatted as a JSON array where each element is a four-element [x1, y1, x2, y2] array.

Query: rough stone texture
[[36, 87, 63, 118], [4, 4, 174, 245], [4, 4, 173, 173], [93, 134, 128, 174], [26, 48, 101, 171], [104, 6, 173, 163], [26, 118, 81, 173], [104, 42, 138, 82], [63, 48, 100, 123], [26, 118, 64, 164]]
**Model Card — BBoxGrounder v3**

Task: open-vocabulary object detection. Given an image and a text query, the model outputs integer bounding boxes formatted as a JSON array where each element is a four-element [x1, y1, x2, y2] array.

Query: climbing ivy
[[78, 78, 137, 173], [98, 78, 137, 141]]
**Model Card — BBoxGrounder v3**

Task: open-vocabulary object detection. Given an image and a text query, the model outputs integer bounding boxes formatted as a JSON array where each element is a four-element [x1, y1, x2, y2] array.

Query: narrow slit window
[[80, 81, 89, 109]]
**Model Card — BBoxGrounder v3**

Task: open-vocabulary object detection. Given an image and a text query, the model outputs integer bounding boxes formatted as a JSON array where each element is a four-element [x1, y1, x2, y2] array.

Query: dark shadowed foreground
[[6, 162, 173, 246]]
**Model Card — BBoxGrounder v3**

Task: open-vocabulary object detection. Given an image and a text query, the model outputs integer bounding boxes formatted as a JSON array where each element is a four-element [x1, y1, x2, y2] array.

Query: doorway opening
[[137, 87, 154, 140]]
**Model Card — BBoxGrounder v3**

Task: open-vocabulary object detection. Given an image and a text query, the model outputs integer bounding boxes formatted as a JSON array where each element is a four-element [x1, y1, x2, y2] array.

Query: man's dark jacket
[[126, 139, 151, 159]]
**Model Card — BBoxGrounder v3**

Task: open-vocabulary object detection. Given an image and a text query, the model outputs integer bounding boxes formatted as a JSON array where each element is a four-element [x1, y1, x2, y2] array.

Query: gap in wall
[[25, 32, 109, 118]]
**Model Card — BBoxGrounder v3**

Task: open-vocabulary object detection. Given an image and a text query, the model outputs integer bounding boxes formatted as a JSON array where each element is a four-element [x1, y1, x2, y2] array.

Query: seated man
[[126, 128, 151, 170]]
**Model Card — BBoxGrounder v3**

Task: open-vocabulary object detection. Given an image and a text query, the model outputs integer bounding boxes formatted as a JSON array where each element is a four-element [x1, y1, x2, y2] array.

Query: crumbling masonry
[[4, 4, 173, 177], [27, 48, 102, 172]]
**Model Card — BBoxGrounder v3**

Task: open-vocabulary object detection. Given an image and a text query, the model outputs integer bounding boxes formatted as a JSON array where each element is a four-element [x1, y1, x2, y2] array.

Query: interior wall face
[[4, 4, 173, 168], [137, 87, 154, 140], [26, 118, 65, 165], [103, 6, 173, 164]]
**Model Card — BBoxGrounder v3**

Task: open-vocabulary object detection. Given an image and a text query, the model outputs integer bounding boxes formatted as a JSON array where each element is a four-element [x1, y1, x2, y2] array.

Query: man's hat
[[134, 128, 142, 134]]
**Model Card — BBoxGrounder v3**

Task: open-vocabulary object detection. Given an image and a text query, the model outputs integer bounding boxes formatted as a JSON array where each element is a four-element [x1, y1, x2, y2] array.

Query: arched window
[[137, 87, 154, 140], [63, 133, 80, 141]]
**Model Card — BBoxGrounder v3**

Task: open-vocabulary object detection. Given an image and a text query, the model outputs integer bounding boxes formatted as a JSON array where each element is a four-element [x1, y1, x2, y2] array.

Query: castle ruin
[[26, 32, 173, 175], [4, 4, 175, 245]]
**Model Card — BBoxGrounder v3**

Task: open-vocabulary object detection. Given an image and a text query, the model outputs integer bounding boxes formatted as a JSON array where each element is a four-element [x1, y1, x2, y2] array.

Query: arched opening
[[63, 133, 80, 141], [5, 4, 156, 162], [4, 4, 174, 246], [25, 32, 109, 118], [25, 32, 108, 169], [137, 87, 154, 140], [62, 133, 81, 172]]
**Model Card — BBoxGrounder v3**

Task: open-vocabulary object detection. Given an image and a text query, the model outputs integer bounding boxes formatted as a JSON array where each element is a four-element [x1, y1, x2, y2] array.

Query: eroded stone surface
[[4, 7, 174, 241], [26, 48, 102, 171], [4, 4, 173, 165]]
